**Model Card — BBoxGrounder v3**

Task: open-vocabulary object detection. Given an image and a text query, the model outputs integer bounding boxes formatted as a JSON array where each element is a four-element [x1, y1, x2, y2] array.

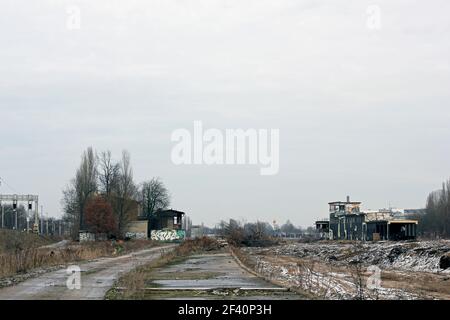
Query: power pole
[[1, 201, 3, 229], [27, 201, 31, 233], [13, 198, 18, 230], [41, 205, 44, 234], [33, 199, 39, 234]]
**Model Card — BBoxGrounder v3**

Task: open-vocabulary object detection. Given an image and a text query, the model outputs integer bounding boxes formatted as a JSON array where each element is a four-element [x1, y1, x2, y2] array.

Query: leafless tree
[[244, 221, 272, 241], [348, 241, 366, 300], [111, 150, 137, 234], [421, 179, 450, 238], [98, 150, 120, 198], [61, 147, 97, 237], [220, 219, 245, 245], [140, 178, 170, 218], [76, 147, 98, 230], [61, 184, 79, 238]]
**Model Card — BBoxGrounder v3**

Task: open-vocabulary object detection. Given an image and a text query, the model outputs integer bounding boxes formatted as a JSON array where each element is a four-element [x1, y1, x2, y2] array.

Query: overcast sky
[[1, 1, 450, 227]]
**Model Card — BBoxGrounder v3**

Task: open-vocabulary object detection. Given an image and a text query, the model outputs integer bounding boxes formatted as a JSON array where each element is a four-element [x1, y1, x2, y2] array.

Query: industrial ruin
[[316, 196, 419, 241]]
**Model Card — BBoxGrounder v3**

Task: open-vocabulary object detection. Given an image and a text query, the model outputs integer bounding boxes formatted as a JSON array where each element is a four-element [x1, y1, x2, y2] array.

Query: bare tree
[[76, 147, 98, 230], [280, 220, 301, 234], [348, 242, 366, 300], [421, 178, 450, 238], [221, 219, 245, 245], [98, 150, 120, 198], [61, 184, 79, 238], [244, 221, 272, 241], [61, 147, 97, 237], [112, 150, 137, 234], [141, 178, 170, 218]]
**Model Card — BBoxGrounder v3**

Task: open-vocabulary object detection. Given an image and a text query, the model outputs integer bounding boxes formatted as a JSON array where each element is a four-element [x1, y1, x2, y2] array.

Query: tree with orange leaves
[[85, 196, 118, 236]]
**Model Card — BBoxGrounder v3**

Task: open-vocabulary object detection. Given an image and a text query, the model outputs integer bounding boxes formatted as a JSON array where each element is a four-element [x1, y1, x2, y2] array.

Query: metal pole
[[1, 202, 3, 229], [27, 202, 31, 233], [14, 209, 17, 230], [34, 200, 39, 234], [41, 205, 44, 234]]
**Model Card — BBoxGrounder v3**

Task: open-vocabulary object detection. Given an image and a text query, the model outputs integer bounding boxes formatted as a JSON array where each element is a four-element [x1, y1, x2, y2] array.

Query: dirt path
[[0, 244, 177, 300]]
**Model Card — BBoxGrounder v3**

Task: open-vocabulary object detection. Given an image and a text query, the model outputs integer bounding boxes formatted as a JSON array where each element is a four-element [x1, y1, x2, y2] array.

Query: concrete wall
[[190, 226, 204, 238], [151, 229, 185, 241], [79, 231, 95, 242], [125, 220, 148, 239]]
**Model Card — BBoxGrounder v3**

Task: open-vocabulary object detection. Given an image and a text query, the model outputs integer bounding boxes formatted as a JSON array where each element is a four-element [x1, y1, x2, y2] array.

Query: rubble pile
[[250, 240, 450, 273], [241, 240, 450, 299], [250, 255, 424, 300], [254, 258, 354, 299]]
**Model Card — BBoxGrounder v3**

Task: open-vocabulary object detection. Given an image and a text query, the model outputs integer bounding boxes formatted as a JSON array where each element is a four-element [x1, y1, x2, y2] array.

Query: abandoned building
[[315, 220, 330, 239], [125, 207, 186, 241], [149, 209, 186, 241], [148, 209, 184, 230], [317, 196, 418, 241]]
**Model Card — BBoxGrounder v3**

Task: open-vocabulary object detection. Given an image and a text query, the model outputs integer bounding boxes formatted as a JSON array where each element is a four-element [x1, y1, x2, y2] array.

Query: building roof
[[155, 209, 185, 216], [328, 201, 361, 205]]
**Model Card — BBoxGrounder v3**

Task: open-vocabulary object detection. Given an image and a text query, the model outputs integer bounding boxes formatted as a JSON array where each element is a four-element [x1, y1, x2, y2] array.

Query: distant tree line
[[61, 147, 170, 239], [415, 178, 450, 238]]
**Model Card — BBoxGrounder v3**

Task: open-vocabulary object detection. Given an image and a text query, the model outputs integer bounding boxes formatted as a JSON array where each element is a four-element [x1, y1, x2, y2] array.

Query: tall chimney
[[347, 195, 350, 203]]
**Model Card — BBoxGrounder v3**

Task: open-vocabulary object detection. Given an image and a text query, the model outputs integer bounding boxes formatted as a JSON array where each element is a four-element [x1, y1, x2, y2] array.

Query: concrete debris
[[252, 258, 425, 300], [248, 240, 450, 273], [240, 240, 450, 300]]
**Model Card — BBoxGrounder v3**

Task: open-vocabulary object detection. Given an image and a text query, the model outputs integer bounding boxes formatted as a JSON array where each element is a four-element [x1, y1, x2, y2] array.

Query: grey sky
[[1, 1, 449, 227]]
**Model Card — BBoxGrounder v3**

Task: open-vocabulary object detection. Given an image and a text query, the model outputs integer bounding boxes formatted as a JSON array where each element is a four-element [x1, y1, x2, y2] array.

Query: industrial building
[[125, 208, 186, 241], [316, 196, 418, 241]]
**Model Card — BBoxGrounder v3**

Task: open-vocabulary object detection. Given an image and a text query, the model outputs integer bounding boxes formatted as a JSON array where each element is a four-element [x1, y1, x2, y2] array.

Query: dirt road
[[0, 244, 176, 300]]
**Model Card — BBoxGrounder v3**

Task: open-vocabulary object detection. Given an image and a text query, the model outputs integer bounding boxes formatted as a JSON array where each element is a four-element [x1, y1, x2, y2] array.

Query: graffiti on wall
[[125, 232, 147, 240], [151, 229, 185, 241], [79, 231, 95, 242]]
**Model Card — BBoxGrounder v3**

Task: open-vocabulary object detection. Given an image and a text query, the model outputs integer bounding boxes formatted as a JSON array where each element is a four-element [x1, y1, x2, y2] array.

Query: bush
[[219, 219, 278, 247]]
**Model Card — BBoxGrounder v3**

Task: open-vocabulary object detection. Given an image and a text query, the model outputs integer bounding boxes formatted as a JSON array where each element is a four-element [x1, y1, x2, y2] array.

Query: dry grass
[[0, 236, 158, 279], [230, 246, 257, 269], [231, 247, 316, 299], [0, 229, 54, 254], [237, 247, 450, 300]]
